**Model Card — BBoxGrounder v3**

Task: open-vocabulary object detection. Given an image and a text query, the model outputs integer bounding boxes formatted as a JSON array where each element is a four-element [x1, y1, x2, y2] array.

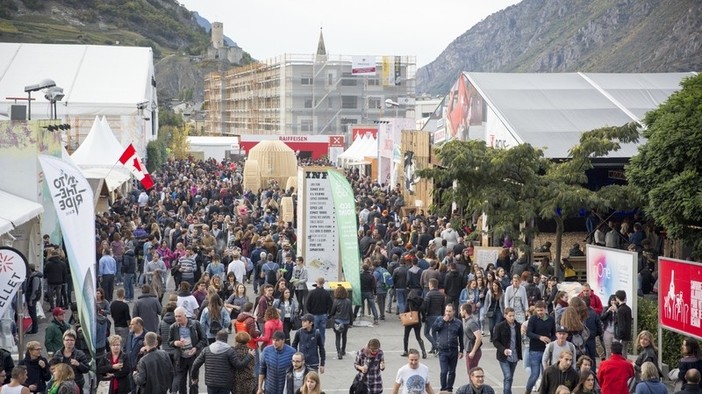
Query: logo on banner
[[0, 247, 27, 314], [329, 136, 344, 147], [51, 171, 88, 215]]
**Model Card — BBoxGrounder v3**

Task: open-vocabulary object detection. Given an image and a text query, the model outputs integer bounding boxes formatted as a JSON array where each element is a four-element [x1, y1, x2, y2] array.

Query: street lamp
[[24, 78, 56, 120], [385, 98, 399, 117], [44, 86, 65, 120]]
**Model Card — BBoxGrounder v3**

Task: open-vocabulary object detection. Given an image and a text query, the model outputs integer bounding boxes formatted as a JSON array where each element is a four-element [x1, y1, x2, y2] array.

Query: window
[[341, 72, 357, 86], [368, 78, 380, 86], [300, 119, 313, 132], [368, 97, 382, 110], [341, 96, 357, 109], [304, 97, 313, 108], [301, 74, 312, 85]]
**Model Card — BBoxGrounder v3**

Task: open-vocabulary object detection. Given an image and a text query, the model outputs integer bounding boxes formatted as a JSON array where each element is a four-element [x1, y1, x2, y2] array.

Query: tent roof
[[188, 136, 239, 146], [0, 43, 154, 116], [250, 140, 295, 153], [0, 189, 43, 236], [464, 71, 696, 159], [71, 116, 130, 191]]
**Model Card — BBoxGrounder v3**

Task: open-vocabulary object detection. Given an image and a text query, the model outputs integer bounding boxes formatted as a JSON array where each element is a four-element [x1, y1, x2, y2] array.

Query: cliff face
[[416, 0, 702, 95]]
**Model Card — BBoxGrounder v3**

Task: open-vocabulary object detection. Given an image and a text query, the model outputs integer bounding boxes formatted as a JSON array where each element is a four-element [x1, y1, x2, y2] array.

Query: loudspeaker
[[10, 105, 27, 120]]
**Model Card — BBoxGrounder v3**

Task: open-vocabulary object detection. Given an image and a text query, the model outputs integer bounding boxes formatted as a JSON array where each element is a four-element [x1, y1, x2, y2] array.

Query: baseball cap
[[556, 325, 568, 333], [52, 307, 65, 316]]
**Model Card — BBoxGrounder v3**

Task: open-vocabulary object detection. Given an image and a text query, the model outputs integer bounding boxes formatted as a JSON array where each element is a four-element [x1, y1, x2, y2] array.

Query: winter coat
[[132, 293, 162, 333], [96, 351, 131, 394], [121, 249, 137, 274], [260, 344, 296, 394], [133, 348, 173, 394], [51, 347, 90, 389], [18, 353, 51, 393], [191, 340, 254, 389]]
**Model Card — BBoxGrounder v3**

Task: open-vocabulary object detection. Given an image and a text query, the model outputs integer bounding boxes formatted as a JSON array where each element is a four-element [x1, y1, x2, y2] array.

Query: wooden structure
[[399, 130, 433, 212], [243, 140, 297, 191]]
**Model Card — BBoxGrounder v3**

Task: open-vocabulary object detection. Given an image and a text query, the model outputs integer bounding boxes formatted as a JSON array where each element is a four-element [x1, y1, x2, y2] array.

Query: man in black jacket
[[305, 277, 333, 344], [43, 249, 68, 309], [191, 329, 254, 393], [352, 264, 380, 325], [433, 304, 464, 393], [614, 290, 632, 358], [133, 332, 173, 394], [493, 307, 522, 394], [539, 350, 578, 394], [443, 262, 465, 312], [423, 278, 445, 354], [392, 257, 409, 315]]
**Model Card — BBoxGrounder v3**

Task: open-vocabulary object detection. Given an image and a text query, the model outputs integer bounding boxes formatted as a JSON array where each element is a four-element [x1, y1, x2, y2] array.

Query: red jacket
[[579, 291, 604, 315], [597, 354, 634, 394]]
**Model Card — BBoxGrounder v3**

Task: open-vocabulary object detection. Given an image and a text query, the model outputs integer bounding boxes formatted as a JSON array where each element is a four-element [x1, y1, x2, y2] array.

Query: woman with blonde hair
[[634, 330, 660, 381], [634, 361, 667, 394], [300, 371, 324, 394], [48, 363, 77, 394], [96, 335, 130, 393]]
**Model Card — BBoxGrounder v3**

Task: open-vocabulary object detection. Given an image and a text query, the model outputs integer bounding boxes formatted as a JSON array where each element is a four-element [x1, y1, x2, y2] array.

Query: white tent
[[71, 116, 131, 191], [0, 190, 43, 236], [338, 135, 377, 167], [0, 43, 158, 157]]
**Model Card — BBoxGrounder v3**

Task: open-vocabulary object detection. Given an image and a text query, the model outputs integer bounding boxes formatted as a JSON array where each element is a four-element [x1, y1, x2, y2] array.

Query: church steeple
[[316, 27, 327, 57]]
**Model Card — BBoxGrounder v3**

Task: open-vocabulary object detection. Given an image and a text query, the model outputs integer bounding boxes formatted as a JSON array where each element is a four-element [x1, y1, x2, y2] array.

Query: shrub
[[637, 296, 686, 369]]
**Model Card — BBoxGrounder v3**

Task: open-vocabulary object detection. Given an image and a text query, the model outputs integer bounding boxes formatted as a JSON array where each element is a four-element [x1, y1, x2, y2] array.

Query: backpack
[[264, 263, 278, 286], [208, 309, 223, 335], [378, 267, 393, 290], [570, 327, 589, 354]]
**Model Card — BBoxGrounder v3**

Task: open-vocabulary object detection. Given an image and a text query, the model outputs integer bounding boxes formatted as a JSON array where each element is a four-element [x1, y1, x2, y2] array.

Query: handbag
[[399, 311, 419, 326], [292, 313, 302, 331], [485, 310, 494, 318], [96, 380, 110, 394], [349, 373, 368, 394], [333, 321, 346, 333]]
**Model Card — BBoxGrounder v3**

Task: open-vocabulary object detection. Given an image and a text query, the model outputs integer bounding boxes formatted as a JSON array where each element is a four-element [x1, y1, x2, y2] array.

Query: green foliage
[[627, 74, 702, 259], [0, 0, 18, 18], [158, 107, 184, 128], [145, 140, 166, 173], [637, 296, 686, 369], [20, 0, 43, 10], [169, 123, 190, 160]]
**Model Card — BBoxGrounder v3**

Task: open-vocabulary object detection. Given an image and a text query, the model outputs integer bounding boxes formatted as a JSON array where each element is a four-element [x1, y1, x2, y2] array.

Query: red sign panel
[[659, 257, 702, 339], [351, 127, 378, 141], [329, 135, 345, 147]]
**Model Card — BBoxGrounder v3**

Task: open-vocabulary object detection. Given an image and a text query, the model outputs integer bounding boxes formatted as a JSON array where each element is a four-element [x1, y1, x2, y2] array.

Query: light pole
[[24, 78, 56, 120], [385, 98, 399, 117], [44, 86, 64, 120]]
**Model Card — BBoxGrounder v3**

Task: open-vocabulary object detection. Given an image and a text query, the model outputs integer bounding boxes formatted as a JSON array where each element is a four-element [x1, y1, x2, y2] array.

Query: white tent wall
[[0, 43, 158, 158]]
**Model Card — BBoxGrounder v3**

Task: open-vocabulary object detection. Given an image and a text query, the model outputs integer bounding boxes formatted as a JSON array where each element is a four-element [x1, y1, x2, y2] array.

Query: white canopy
[[0, 190, 43, 236], [338, 135, 377, 167], [71, 116, 131, 191]]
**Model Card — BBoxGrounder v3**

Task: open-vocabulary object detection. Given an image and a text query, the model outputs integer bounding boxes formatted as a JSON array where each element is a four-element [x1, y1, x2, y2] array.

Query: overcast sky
[[179, 0, 522, 68]]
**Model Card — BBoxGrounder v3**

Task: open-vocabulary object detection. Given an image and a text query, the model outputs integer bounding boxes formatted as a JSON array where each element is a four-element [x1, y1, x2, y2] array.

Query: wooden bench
[[564, 255, 587, 283], [533, 252, 552, 265]]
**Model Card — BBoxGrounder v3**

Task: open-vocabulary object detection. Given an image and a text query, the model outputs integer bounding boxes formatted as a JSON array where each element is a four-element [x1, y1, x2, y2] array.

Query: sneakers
[[373, 320, 379, 325], [400, 352, 408, 357]]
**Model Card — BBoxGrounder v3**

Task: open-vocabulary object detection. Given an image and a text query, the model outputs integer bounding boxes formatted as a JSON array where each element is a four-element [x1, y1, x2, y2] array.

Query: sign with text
[[586, 244, 638, 333], [473, 246, 503, 270], [0, 247, 27, 318], [297, 167, 340, 284], [659, 257, 702, 339]]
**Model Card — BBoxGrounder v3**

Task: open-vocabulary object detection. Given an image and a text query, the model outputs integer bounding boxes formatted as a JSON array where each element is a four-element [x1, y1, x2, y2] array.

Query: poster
[[473, 246, 503, 270], [299, 168, 339, 284], [0, 247, 27, 318], [585, 244, 637, 333], [658, 257, 702, 339]]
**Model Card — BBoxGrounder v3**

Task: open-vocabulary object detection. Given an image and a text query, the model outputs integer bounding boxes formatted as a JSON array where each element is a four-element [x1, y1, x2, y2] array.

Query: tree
[[169, 123, 190, 160], [627, 73, 702, 259], [419, 123, 639, 277]]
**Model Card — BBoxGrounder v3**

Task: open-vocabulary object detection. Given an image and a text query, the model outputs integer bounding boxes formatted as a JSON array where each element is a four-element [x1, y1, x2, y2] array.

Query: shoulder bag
[[399, 310, 419, 326]]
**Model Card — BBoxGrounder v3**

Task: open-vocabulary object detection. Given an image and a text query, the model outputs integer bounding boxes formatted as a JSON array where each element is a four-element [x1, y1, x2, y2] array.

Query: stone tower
[[211, 22, 224, 49]]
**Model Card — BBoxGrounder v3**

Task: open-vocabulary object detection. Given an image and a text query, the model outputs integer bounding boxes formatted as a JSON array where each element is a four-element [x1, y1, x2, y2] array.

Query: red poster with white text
[[658, 257, 702, 340]]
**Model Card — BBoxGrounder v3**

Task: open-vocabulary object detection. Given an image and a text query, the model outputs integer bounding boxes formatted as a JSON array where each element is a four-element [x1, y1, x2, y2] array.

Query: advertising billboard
[[586, 244, 638, 331], [658, 257, 702, 339]]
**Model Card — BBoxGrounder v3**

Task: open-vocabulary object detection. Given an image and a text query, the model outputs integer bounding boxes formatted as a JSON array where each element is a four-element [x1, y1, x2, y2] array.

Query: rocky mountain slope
[[416, 0, 702, 95]]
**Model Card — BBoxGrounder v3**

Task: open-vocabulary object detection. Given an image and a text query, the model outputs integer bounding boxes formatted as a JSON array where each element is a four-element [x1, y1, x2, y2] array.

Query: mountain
[[416, 0, 702, 95]]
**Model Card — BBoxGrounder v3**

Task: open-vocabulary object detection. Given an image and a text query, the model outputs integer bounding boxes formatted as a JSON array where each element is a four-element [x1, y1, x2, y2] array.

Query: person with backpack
[[372, 261, 392, 321], [199, 293, 230, 345], [292, 314, 325, 373], [353, 262, 380, 325], [543, 326, 577, 370], [24, 264, 43, 334], [261, 255, 280, 287]]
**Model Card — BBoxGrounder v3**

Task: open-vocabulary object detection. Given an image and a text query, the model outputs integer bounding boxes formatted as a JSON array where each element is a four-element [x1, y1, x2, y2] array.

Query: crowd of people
[[4, 157, 701, 394]]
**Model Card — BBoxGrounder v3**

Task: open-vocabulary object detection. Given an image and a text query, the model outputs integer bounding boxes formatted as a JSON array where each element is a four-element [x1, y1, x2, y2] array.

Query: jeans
[[48, 284, 64, 309], [424, 315, 439, 350], [438, 348, 458, 391], [123, 273, 135, 301], [376, 293, 386, 318], [526, 350, 543, 392], [27, 301, 38, 333], [488, 311, 503, 336], [395, 288, 407, 314], [174, 356, 196, 394], [313, 314, 328, 344], [115, 259, 123, 283], [499, 360, 518, 394], [353, 292, 379, 321]]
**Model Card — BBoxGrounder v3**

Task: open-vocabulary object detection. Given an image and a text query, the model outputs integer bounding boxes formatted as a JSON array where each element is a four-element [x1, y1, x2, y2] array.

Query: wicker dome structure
[[244, 140, 297, 191]]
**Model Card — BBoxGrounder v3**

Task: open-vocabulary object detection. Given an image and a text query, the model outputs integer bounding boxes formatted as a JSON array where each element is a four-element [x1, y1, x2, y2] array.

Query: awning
[[0, 190, 44, 235]]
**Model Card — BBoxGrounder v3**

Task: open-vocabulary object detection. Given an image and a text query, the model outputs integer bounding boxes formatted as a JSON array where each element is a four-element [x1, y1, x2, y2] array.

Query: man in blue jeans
[[432, 303, 464, 393], [525, 301, 555, 393], [423, 278, 446, 353], [492, 307, 522, 394], [305, 277, 333, 344], [353, 264, 380, 324]]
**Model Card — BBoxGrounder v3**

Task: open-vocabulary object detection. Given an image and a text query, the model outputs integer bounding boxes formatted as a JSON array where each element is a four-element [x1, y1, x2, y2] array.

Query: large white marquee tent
[[0, 43, 158, 156]]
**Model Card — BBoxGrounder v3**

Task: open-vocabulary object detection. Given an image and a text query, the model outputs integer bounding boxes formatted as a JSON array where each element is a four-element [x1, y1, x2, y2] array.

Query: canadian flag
[[118, 144, 154, 190]]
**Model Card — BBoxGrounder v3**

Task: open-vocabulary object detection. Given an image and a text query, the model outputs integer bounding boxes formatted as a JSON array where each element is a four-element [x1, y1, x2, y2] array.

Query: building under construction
[[204, 29, 416, 136]]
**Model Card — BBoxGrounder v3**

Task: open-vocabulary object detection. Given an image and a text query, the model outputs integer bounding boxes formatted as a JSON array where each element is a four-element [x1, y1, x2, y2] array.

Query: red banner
[[351, 127, 377, 141], [658, 257, 702, 339]]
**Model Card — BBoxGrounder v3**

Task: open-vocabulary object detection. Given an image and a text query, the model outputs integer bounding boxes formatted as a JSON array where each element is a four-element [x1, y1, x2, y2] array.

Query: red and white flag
[[118, 144, 154, 190]]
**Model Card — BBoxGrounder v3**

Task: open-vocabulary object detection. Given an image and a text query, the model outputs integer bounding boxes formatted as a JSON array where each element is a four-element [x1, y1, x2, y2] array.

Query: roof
[[71, 116, 130, 191], [464, 72, 697, 159], [187, 136, 239, 146], [0, 43, 155, 117], [0, 190, 43, 236]]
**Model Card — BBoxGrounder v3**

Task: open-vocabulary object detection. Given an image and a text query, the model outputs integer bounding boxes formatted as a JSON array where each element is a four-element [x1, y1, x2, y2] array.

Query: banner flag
[[328, 170, 362, 305], [0, 247, 27, 318], [38, 155, 96, 357], [118, 144, 154, 190], [351, 56, 376, 76]]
